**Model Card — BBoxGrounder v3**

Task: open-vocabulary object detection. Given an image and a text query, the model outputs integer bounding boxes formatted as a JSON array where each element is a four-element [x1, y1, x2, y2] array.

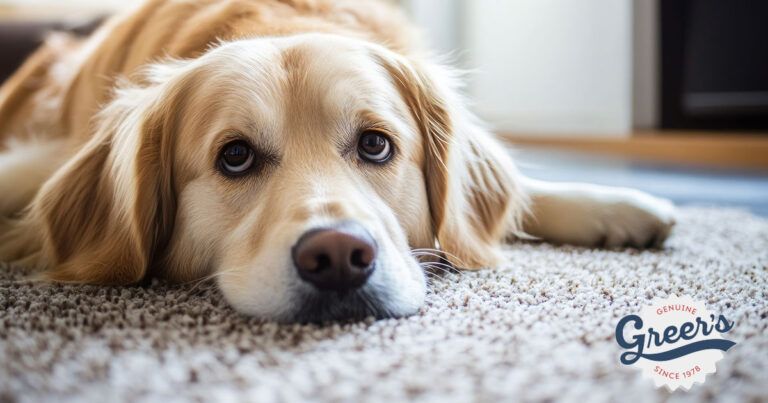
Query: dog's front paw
[[580, 189, 675, 249], [524, 179, 677, 249], [525, 181, 676, 249]]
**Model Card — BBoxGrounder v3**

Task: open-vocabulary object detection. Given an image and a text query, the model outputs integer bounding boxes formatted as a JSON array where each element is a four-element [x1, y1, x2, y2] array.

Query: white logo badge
[[615, 295, 736, 391]]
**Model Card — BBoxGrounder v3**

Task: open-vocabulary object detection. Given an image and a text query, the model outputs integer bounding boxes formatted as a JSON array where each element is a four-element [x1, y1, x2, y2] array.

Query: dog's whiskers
[[418, 262, 466, 280], [412, 253, 460, 271], [410, 247, 466, 266], [182, 266, 241, 295]]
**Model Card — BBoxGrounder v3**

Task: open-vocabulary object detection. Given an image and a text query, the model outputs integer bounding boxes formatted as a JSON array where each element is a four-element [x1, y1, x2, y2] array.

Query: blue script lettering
[[615, 314, 736, 365]]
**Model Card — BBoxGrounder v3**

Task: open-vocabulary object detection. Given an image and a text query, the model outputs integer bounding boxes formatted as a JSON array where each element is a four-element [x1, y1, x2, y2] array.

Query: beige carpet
[[1, 207, 767, 402]]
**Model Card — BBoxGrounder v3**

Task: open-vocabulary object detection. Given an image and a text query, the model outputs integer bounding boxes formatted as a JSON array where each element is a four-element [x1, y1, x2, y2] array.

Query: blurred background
[[1, 0, 767, 214]]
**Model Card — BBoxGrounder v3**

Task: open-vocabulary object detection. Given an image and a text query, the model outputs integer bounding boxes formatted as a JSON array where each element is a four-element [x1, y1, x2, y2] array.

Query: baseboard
[[500, 131, 768, 170]]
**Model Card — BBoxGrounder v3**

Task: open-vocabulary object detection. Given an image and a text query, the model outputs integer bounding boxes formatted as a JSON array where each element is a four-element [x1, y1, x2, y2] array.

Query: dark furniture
[[0, 18, 102, 83], [661, 0, 768, 130]]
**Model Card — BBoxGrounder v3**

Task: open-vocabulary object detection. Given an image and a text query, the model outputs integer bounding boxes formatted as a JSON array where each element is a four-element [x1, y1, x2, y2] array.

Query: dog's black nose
[[292, 221, 377, 291]]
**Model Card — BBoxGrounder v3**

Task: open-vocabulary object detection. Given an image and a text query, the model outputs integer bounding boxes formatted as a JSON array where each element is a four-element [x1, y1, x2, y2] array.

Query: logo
[[615, 295, 736, 391]]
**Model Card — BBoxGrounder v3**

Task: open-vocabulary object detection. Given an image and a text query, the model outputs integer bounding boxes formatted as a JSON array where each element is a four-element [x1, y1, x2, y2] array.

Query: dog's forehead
[[207, 35, 393, 94], [200, 35, 416, 143], [215, 36, 398, 104]]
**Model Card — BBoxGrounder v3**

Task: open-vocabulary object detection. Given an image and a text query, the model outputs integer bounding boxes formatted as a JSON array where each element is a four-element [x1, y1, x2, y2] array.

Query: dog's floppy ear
[[377, 52, 528, 269], [29, 80, 178, 285]]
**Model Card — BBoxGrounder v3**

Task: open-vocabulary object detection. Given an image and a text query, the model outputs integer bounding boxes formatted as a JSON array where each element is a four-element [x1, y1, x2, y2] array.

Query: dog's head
[[31, 34, 525, 322]]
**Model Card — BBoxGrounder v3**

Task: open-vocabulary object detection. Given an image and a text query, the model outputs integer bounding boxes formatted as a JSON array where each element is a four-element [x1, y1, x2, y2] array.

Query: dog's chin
[[287, 289, 384, 323], [218, 262, 426, 323], [286, 285, 416, 324]]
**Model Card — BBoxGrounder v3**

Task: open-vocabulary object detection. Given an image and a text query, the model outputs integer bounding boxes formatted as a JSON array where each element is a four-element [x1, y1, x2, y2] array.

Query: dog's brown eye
[[358, 130, 392, 163], [219, 141, 255, 175]]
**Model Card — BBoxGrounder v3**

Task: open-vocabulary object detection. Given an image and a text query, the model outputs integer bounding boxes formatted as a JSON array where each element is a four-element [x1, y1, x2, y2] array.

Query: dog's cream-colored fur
[[0, 0, 674, 321]]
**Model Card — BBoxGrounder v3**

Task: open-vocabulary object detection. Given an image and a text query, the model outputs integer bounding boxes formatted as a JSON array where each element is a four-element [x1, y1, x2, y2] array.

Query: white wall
[[0, 0, 128, 14], [0, 0, 125, 6], [464, 0, 634, 137], [400, 0, 463, 57]]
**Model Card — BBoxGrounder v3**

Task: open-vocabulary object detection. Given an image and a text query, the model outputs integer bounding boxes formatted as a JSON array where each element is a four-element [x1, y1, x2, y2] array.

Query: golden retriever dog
[[0, 0, 674, 322]]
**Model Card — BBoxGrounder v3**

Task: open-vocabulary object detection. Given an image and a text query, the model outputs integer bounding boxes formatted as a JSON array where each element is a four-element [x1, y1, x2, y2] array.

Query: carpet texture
[[1, 207, 767, 403]]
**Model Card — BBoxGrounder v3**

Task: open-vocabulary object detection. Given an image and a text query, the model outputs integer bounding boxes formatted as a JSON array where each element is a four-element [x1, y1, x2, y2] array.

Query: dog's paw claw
[[590, 193, 675, 250]]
